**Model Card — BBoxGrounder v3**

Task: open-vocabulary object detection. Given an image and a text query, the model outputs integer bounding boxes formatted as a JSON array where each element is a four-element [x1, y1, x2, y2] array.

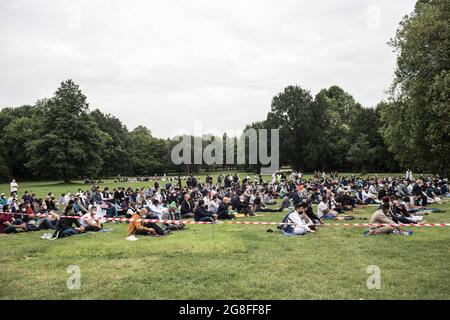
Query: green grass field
[[1, 172, 449, 300]]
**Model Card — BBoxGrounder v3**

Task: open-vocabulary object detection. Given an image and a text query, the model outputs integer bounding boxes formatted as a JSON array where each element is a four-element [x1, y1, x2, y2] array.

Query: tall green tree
[[314, 86, 362, 170], [266, 85, 315, 171], [346, 134, 375, 172], [26, 80, 104, 182], [128, 126, 168, 175], [0, 105, 39, 179], [381, 0, 450, 175], [90, 109, 131, 176]]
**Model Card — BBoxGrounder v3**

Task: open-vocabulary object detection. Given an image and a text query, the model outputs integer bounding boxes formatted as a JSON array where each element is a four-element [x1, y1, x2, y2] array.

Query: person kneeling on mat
[[280, 203, 315, 236]]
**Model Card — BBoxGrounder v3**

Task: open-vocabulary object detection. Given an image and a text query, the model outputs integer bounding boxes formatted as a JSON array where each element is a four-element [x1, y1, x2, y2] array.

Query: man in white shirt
[[281, 203, 315, 236], [146, 198, 168, 219], [10, 179, 18, 194], [80, 206, 103, 232], [360, 187, 377, 204], [368, 184, 378, 198], [317, 197, 338, 219], [64, 192, 72, 205]]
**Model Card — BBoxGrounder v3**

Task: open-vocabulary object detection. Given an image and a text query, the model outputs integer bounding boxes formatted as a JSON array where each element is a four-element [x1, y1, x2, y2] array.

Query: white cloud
[[0, 0, 416, 137]]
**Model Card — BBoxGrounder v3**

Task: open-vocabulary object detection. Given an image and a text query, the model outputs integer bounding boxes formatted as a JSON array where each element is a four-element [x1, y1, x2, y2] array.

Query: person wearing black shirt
[[217, 197, 235, 220], [194, 200, 217, 222], [52, 203, 84, 239], [180, 194, 195, 218]]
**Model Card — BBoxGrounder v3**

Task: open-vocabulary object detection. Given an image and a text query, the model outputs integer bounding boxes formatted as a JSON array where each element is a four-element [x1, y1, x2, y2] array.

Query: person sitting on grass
[[194, 199, 218, 222], [207, 194, 220, 214], [127, 208, 155, 240], [304, 199, 322, 224], [362, 187, 380, 204], [280, 203, 315, 236], [80, 206, 103, 232], [262, 191, 276, 205], [0, 205, 27, 234], [51, 203, 85, 239], [36, 202, 57, 230], [252, 193, 283, 213], [217, 197, 235, 220], [142, 208, 170, 236], [317, 196, 339, 219], [235, 195, 254, 216], [180, 194, 195, 219], [126, 208, 168, 240], [279, 196, 291, 210], [0, 193, 7, 207], [366, 202, 412, 236], [73, 197, 88, 214], [146, 198, 169, 218]]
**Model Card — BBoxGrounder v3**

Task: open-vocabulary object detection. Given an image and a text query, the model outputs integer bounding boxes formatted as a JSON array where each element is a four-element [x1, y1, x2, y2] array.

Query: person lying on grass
[[280, 203, 315, 236], [366, 202, 412, 236]]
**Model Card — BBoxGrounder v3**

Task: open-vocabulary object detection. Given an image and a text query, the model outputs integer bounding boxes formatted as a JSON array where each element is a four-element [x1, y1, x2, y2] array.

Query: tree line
[[0, 0, 448, 181]]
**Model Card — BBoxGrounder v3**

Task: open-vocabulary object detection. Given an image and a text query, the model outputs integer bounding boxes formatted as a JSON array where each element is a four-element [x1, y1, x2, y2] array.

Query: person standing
[[10, 179, 18, 194]]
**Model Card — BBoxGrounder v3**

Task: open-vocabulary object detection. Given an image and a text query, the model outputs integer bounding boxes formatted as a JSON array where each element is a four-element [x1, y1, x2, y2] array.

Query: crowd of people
[[0, 171, 448, 239]]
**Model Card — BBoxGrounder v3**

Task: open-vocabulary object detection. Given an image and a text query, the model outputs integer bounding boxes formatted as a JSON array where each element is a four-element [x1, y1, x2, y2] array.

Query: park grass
[[0, 173, 449, 300]]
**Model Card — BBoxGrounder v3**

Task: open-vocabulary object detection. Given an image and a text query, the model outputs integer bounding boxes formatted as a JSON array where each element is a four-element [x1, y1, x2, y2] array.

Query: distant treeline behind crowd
[[0, 0, 449, 181]]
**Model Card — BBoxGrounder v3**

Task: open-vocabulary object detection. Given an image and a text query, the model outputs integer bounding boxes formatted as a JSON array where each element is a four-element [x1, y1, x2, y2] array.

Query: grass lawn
[[0, 173, 449, 300]]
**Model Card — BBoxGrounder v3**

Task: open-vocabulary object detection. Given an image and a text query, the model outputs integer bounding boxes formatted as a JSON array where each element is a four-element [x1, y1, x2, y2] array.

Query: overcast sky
[[0, 0, 416, 138]]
